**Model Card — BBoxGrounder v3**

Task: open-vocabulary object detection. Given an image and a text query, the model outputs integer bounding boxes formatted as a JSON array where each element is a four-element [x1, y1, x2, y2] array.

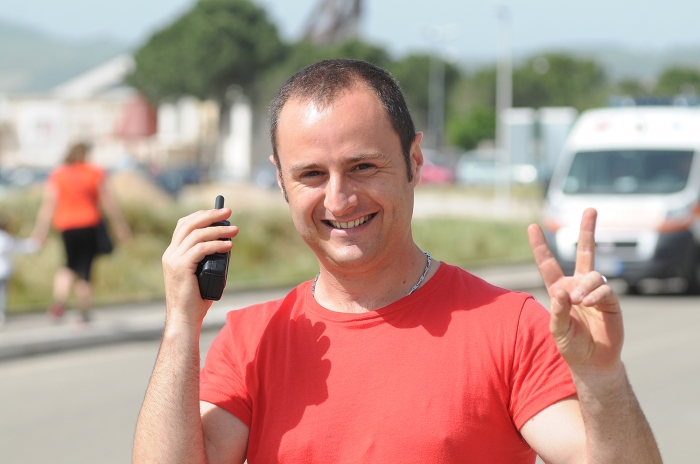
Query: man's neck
[[311, 245, 440, 313]]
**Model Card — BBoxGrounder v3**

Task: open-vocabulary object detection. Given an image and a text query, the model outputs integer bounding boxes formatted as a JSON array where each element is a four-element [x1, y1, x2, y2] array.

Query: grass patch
[[412, 217, 533, 268], [2, 192, 319, 313], [417, 183, 545, 201], [1, 189, 534, 314]]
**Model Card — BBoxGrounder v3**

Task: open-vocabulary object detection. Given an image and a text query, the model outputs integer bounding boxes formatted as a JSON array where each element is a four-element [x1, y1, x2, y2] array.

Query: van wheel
[[626, 281, 641, 295]]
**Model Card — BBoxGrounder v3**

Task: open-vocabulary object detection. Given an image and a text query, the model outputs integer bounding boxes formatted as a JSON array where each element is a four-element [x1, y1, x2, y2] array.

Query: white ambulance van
[[544, 106, 700, 293]]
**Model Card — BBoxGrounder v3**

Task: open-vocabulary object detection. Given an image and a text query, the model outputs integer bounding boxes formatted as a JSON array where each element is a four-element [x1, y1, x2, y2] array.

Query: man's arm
[[133, 321, 208, 463], [523, 208, 662, 464], [201, 401, 249, 463], [132, 207, 245, 464], [521, 396, 585, 463]]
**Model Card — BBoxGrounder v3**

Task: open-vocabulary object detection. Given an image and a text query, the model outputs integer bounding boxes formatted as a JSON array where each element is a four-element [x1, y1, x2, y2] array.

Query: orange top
[[48, 163, 105, 231]]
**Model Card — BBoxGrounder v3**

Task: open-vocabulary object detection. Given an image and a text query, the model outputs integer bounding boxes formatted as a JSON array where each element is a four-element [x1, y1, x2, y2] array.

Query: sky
[[1, 0, 699, 61]]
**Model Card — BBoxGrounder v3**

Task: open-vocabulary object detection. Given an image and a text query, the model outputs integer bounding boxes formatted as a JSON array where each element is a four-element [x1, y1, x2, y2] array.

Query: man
[[133, 59, 662, 463]]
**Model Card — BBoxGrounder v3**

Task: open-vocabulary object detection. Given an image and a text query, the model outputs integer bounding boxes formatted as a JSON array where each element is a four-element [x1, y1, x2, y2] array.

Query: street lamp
[[495, 4, 513, 213], [424, 23, 459, 153]]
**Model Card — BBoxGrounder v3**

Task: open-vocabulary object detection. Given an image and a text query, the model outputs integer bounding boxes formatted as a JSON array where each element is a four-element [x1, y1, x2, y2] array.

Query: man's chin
[[318, 244, 375, 268]]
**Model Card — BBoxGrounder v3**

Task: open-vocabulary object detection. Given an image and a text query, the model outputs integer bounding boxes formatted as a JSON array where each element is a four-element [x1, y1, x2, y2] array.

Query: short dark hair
[[269, 59, 417, 188]]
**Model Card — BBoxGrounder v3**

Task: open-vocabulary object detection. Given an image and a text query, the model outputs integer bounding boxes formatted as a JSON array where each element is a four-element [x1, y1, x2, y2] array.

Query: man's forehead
[[287, 98, 331, 127], [280, 84, 381, 121], [275, 85, 402, 167]]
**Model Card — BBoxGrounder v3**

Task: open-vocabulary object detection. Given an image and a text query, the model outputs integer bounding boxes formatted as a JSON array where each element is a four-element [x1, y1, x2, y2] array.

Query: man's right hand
[[161, 207, 237, 328], [135, 207, 238, 464]]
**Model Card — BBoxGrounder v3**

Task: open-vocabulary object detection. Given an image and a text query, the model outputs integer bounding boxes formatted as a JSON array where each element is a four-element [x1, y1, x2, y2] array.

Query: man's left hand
[[528, 208, 624, 375]]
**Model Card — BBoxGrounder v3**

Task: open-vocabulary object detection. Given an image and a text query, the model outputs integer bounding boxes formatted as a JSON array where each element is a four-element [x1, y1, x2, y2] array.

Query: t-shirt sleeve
[[200, 318, 254, 427], [509, 297, 576, 429]]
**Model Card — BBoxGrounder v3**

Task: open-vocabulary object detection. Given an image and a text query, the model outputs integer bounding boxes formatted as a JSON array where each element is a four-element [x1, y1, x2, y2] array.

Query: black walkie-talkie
[[196, 195, 230, 300]]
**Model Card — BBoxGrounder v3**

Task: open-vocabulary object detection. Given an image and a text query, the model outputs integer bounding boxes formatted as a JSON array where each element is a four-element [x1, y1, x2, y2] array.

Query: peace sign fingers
[[574, 208, 598, 276], [528, 222, 565, 291], [529, 208, 600, 295]]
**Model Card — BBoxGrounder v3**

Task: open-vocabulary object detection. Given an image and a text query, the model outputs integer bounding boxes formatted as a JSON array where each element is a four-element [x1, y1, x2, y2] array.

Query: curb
[[0, 307, 229, 362], [0, 265, 544, 362]]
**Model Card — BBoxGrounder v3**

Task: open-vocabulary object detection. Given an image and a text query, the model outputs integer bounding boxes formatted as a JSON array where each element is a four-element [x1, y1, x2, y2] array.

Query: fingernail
[[571, 290, 582, 302]]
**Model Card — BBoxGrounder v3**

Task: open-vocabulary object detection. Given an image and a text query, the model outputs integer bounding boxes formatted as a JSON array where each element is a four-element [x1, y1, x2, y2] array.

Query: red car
[[419, 158, 455, 184]]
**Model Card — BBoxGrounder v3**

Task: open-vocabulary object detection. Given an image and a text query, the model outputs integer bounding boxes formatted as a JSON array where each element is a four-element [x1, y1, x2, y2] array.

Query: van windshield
[[563, 149, 694, 194]]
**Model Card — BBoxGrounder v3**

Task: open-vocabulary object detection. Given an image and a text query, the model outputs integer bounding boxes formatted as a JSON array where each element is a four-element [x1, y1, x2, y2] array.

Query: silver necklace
[[311, 251, 432, 297]]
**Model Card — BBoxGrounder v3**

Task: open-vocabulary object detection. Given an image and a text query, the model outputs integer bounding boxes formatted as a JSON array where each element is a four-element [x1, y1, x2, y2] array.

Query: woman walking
[[32, 142, 130, 323]]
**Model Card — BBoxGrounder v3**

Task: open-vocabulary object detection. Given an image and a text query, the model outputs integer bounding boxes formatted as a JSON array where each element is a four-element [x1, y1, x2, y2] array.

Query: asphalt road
[[0, 290, 698, 463]]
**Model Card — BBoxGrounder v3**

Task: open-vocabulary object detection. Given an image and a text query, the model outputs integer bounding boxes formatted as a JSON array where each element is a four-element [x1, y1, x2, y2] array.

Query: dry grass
[[1, 180, 534, 313]]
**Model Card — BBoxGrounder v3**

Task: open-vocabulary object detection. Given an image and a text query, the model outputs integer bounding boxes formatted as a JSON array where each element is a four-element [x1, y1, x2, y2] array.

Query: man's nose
[[324, 174, 358, 216]]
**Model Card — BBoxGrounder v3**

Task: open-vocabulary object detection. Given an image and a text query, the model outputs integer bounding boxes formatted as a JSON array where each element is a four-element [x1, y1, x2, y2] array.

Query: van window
[[562, 150, 694, 194]]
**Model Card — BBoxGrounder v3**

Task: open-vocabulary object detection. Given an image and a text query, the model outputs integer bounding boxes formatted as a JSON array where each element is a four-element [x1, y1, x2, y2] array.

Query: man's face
[[275, 86, 423, 273]]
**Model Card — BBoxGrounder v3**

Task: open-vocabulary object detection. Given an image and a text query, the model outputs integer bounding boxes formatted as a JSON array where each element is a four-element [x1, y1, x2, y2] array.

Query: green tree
[[447, 105, 496, 151], [444, 54, 607, 151], [255, 38, 393, 122], [615, 78, 650, 97], [449, 68, 497, 114], [259, 45, 462, 139], [127, 0, 286, 103], [513, 53, 607, 110], [444, 68, 496, 151], [387, 54, 461, 132], [271, 39, 392, 84], [654, 67, 700, 96]]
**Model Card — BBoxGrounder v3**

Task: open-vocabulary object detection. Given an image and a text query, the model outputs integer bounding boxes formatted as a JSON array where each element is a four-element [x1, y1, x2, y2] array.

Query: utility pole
[[424, 23, 458, 153], [428, 54, 446, 152], [495, 5, 512, 213]]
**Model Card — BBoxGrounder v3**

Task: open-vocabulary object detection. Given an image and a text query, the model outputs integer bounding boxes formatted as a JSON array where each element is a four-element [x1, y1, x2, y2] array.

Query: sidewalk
[[0, 263, 544, 361]]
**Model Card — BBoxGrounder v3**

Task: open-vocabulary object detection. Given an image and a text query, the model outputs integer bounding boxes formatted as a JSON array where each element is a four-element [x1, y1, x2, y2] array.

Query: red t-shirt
[[200, 263, 575, 463], [47, 163, 105, 231]]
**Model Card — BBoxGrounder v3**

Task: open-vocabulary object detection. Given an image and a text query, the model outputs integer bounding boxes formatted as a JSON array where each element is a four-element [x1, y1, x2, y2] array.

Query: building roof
[[51, 54, 135, 100]]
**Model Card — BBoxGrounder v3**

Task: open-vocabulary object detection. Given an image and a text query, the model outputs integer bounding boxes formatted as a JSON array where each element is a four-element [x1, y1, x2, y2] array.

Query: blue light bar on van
[[607, 95, 699, 107]]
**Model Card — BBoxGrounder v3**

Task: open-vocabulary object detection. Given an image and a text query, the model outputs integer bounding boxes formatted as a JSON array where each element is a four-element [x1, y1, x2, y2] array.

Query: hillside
[[0, 20, 128, 93], [464, 43, 700, 82], [567, 44, 700, 81], [1, 18, 698, 94]]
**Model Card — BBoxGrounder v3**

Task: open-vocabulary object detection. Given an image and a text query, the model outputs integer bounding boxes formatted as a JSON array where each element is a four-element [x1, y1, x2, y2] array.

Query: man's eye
[[301, 170, 322, 179], [355, 163, 374, 171]]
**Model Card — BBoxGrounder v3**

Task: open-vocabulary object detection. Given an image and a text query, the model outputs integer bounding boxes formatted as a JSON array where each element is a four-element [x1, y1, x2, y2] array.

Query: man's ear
[[269, 155, 289, 202], [410, 132, 425, 184]]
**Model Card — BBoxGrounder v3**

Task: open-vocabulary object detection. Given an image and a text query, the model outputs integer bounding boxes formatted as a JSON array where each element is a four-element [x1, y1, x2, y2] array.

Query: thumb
[[550, 289, 572, 341]]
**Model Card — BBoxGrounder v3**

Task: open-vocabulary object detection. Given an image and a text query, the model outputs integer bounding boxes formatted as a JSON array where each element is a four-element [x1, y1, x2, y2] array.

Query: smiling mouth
[[325, 213, 376, 230]]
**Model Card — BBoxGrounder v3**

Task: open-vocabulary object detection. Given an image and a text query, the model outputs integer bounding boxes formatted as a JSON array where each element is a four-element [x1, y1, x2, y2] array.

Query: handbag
[[94, 220, 114, 255]]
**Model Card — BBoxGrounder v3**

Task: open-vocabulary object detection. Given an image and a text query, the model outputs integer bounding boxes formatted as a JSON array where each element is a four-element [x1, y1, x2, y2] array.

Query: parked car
[[0, 166, 50, 188], [455, 157, 538, 186], [544, 106, 700, 293], [140, 163, 204, 196], [420, 157, 455, 185], [414, 149, 454, 185]]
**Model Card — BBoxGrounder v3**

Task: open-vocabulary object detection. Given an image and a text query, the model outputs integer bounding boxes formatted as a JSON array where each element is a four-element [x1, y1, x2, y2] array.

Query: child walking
[[0, 218, 39, 326]]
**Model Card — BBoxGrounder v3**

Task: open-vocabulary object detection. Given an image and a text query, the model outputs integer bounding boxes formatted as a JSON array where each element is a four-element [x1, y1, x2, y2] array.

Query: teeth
[[331, 214, 372, 229]]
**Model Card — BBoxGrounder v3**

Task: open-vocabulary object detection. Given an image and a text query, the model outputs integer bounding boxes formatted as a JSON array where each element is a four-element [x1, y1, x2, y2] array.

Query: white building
[[499, 106, 578, 174], [0, 54, 222, 173]]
